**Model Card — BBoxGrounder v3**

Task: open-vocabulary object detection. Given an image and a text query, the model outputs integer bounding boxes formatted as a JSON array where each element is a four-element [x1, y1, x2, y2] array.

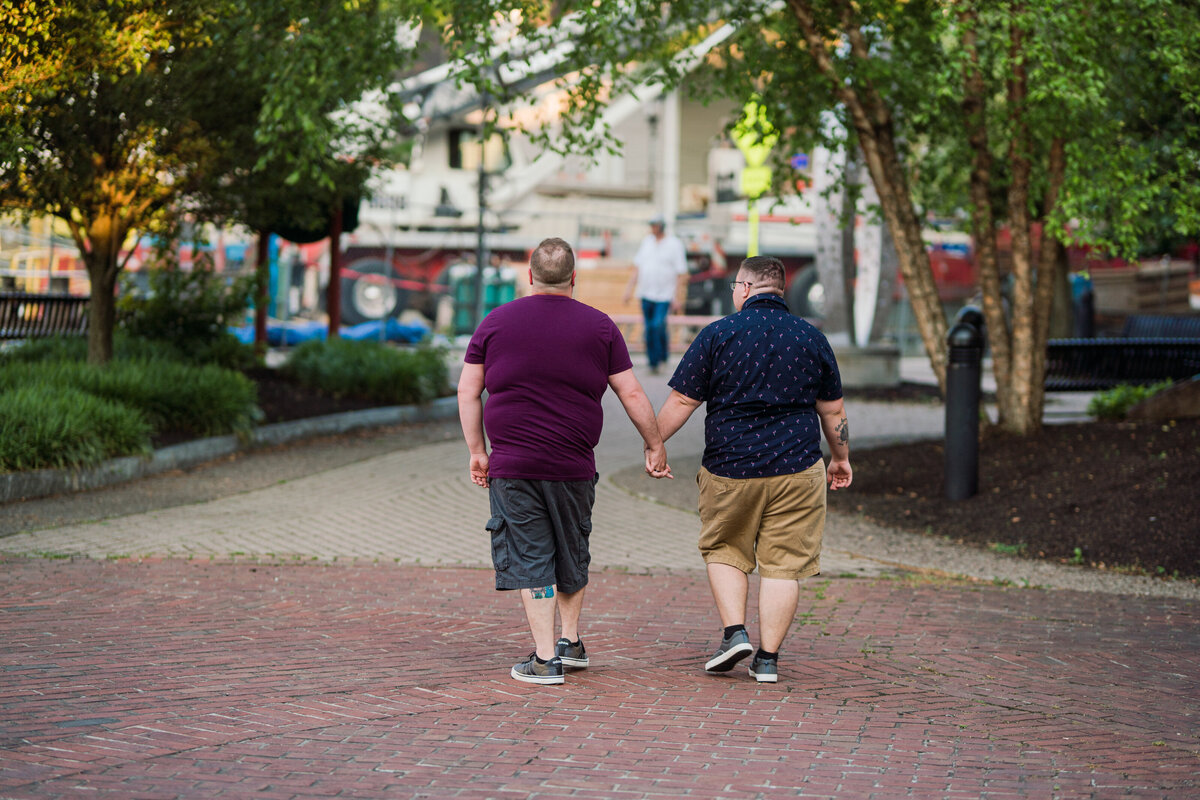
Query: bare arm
[[656, 389, 702, 443], [608, 368, 672, 478], [456, 362, 490, 487], [816, 397, 852, 490]]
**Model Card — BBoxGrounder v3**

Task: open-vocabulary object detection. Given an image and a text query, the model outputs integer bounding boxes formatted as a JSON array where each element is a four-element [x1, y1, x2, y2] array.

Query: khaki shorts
[[696, 461, 826, 580]]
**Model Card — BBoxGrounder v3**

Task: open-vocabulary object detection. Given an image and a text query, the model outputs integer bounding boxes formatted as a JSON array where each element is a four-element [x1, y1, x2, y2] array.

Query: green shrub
[[117, 258, 257, 369], [0, 359, 260, 438], [0, 385, 152, 471], [281, 338, 450, 405], [0, 333, 177, 364], [1086, 380, 1173, 420]]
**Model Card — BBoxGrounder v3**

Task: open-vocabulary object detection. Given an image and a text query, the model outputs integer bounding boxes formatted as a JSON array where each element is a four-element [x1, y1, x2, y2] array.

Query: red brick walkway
[[1, 557, 1196, 798]]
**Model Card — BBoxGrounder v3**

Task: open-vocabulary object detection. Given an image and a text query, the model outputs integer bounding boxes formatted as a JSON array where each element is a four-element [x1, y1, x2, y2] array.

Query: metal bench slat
[[0, 292, 90, 340]]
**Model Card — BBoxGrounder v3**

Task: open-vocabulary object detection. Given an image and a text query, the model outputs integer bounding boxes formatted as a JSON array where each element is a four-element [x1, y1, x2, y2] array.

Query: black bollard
[[945, 307, 984, 500]]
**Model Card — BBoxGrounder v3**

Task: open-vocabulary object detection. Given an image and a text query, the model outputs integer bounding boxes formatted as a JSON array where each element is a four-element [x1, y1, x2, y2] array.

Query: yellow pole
[[747, 198, 760, 257]]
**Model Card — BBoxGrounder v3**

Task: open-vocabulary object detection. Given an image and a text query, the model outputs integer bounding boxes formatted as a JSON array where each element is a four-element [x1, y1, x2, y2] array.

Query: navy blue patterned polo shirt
[[668, 293, 842, 478]]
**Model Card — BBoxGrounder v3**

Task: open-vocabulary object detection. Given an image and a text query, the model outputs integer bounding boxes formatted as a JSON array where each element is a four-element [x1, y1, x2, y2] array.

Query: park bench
[[0, 292, 90, 340], [1044, 314, 1200, 391]]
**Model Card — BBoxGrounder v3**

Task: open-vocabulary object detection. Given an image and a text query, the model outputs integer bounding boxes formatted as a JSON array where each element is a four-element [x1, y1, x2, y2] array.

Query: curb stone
[[0, 396, 459, 504]]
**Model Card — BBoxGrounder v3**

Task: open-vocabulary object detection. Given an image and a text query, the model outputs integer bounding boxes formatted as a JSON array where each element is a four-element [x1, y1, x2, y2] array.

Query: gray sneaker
[[748, 654, 778, 683], [510, 653, 564, 685], [555, 637, 589, 669], [705, 629, 753, 672]]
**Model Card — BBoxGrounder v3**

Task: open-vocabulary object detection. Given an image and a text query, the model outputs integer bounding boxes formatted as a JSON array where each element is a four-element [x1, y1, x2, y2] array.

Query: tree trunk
[[85, 264, 118, 365], [787, 0, 949, 389], [1004, 16, 1039, 435], [255, 231, 270, 359], [79, 216, 125, 365], [327, 206, 343, 338], [1029, 137, 1067, 424], [847, 87, 947, 389], [961, 10, 1014, 425]]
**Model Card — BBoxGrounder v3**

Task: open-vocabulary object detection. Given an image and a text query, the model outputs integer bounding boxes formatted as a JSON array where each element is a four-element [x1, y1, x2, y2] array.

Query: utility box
[[449, 265, 517, 335]]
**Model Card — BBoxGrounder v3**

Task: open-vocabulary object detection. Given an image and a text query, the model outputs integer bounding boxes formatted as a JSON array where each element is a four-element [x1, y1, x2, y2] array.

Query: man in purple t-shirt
[[458, 237, 671, 686]]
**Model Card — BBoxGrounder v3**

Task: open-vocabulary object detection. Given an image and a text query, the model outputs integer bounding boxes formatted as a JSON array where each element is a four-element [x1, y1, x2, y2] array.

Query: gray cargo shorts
[[486, 475, 598, 593]]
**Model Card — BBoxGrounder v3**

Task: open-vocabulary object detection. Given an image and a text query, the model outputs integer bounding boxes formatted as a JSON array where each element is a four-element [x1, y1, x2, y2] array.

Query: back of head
[[530, 237, 575, 286], [740, 255, 786, 293]]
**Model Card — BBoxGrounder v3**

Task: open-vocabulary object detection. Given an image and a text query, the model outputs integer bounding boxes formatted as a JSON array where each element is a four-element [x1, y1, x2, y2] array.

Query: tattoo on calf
[[836, 417, 849, 445], [530, 585, 555, 599]]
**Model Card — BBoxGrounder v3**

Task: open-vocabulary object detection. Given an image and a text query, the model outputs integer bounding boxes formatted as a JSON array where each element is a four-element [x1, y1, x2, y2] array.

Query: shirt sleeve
[[464, 321, 489, 364], [667, 327, 713, 401], [816, 337, 843, 401], [605, 317, 634, 375]]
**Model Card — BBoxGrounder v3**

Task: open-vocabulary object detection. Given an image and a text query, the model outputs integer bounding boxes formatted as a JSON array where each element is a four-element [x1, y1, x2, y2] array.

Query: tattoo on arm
[[529, 586, 555, 599], [836, 417, 849, 445]]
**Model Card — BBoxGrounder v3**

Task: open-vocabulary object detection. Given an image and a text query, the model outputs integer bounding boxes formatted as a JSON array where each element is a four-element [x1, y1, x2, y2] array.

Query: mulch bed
[[243, 367, 384, 423], [828, 416, 1200, 579], [150, 368, 385, 449]]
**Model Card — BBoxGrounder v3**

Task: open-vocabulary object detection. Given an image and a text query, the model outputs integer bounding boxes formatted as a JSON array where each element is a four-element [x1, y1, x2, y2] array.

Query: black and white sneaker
[[555, 637, 589, 669], [704, 629, 753, 672], [748, 654, 778, 683], [510, 653, 564, 685]]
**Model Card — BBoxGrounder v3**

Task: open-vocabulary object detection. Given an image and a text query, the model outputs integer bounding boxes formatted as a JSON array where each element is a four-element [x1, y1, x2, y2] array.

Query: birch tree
[[438, 0, 1199, 434]]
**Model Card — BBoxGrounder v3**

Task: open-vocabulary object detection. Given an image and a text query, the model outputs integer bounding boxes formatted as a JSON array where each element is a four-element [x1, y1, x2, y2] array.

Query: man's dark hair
[[740, 255, 786, 292], [530, 237, 575, 285]]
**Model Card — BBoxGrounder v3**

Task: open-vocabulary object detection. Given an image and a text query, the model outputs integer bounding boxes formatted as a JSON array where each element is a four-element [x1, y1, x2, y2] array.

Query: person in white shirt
[[623, 216, 689, 374]]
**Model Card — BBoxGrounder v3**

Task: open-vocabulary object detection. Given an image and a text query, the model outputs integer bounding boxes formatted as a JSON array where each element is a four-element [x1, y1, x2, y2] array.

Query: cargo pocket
[[485, 516, 509, 571]]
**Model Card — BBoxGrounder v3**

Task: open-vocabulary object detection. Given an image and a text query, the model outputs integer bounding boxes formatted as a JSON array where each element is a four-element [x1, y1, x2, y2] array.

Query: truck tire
[[341, 259, 408, 326], [787, 266, 825, 319]]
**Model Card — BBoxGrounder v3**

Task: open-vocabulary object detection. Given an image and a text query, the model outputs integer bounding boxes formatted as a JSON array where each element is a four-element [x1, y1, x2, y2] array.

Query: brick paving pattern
[[1, 365, 1196, 798], [1, 559, 1196, 798]]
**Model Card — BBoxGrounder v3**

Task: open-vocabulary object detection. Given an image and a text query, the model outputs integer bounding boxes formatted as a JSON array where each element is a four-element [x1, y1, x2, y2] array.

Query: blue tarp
[[229, 318, 429, 347], [340, 319, 430, 343]]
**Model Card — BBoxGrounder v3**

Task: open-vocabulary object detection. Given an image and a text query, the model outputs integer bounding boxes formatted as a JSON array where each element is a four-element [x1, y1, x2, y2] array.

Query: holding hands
[[645, 442, 673, 479]]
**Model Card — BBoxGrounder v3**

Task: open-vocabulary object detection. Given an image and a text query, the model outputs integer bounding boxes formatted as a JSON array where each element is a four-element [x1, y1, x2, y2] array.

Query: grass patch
[[0, 357, 259, 439], [0, 384, 152, 471]]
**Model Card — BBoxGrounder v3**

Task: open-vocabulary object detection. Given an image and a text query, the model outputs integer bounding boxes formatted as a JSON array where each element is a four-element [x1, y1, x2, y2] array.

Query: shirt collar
[[743, 292, 788, 311]]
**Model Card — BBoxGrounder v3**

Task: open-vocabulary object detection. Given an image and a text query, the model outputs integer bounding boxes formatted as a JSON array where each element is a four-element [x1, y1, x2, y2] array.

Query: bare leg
[[758, 577, 800, 652], [557, 587, 585, 643], [519, 585, 558, 660], [706, 562, 749, 627]]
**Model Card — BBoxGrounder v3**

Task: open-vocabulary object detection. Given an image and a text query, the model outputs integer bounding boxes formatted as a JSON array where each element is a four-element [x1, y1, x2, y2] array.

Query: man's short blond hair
[[530, 237, 575, 286]]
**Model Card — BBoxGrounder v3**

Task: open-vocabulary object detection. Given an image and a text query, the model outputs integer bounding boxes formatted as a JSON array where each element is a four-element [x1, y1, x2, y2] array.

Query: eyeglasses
[[729, 280, 755, 291]]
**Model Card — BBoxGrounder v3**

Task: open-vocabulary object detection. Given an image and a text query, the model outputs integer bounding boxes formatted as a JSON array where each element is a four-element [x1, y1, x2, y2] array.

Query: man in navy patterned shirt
[[656, 255, 852, 683]]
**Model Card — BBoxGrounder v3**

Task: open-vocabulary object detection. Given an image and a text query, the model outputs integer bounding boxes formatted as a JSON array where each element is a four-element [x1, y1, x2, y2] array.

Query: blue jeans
[[641, 299, 671, 369]]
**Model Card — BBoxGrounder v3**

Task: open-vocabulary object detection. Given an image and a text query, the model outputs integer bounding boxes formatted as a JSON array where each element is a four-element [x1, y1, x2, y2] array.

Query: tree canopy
[[435, 0, 1200, 433], [0, 0, 423, 363]]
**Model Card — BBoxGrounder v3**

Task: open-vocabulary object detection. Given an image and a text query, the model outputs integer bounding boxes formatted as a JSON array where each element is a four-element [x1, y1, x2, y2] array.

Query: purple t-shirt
[[464, 294, 633, 481]]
